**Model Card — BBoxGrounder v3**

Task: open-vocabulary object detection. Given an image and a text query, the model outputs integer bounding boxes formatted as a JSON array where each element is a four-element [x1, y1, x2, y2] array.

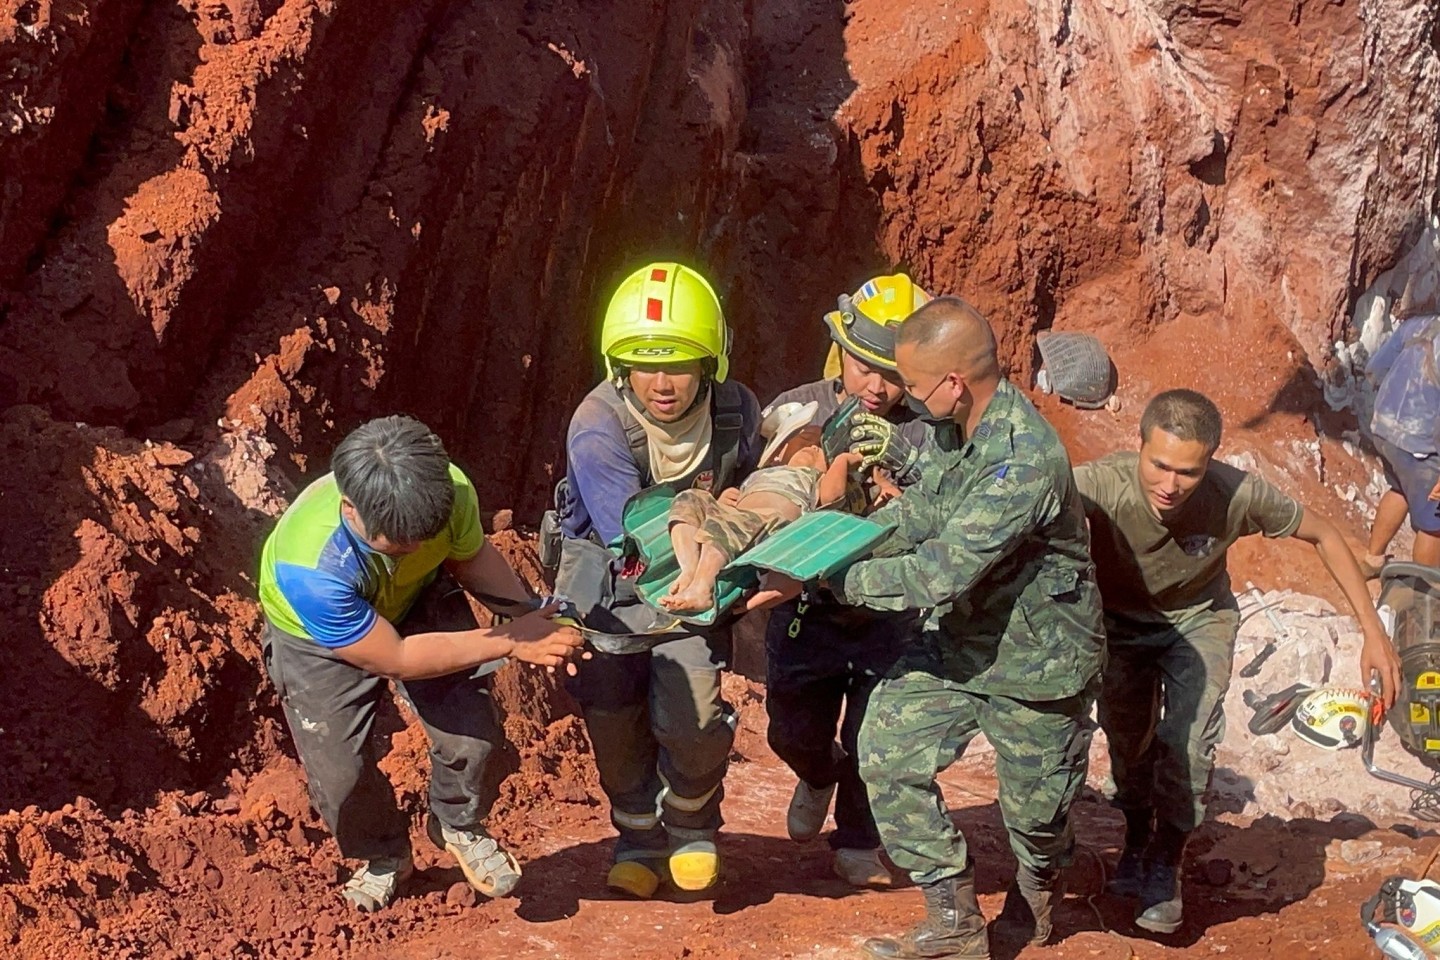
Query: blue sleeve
[[568, 423, 644, 548], [274, 561, 379, 648]]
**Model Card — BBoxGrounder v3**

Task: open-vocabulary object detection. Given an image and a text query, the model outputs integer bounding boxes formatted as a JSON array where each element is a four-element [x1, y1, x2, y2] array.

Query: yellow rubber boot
[[607, 860, 662, 899], [669, 840, 720, 892]]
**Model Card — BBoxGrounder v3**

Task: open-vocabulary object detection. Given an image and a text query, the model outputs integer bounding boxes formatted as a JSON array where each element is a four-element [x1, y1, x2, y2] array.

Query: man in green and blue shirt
[[259, 415, 582, 912]]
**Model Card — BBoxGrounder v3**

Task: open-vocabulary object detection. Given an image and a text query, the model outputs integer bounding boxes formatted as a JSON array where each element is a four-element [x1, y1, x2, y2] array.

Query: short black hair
[[1140, 389, 1223, 453], [895, 297, 1000, 379], [332, 415, 455, 543]]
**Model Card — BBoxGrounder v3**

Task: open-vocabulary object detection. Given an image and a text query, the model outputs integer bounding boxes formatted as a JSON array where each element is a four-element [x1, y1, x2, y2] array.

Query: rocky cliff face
[[1, 0, 1436, 807], [834, 0, 1439, 377], [2, 0, 756, 505], [3, 0, 1433, 486]]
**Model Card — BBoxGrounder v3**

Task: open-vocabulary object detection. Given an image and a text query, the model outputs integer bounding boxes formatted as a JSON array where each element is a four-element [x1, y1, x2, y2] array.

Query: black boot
[[863, 868, 990, 959], [995, 863, 1063, 946], [1107, 808, 1153, 898], [1135, 823, 1186, 935]]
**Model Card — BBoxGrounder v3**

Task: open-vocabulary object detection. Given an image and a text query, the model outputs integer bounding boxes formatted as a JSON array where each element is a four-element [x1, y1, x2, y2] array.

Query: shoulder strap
[[585, 381, 650, 480], [710, 381, 746, 490], [586, 379, 746, 489]]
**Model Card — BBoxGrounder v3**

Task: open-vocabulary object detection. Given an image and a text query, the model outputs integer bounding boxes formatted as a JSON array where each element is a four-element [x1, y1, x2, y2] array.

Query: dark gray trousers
[[556, 532, 735, 863], [566, 633, 735, 861], [764, 596, 908, 851], [261, 575, 504, 861]]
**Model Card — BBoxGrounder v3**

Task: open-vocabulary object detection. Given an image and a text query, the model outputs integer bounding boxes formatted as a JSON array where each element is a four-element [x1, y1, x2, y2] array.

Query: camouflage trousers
[[858, 653, 1097, 886], [669, 488, 803, 563], [1099, 611, 1238, 833]]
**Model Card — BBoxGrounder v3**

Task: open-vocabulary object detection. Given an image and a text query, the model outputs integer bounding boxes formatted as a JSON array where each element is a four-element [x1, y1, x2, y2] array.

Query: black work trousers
[[566, 631, 735, 862], [261, 575, 505, 861], [764, 595, 910, 851]]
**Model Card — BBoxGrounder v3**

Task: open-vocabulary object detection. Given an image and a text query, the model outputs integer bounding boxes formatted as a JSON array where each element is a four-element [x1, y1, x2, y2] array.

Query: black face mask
[[904, 377, 954, 424], [904, 391, 941, 420]]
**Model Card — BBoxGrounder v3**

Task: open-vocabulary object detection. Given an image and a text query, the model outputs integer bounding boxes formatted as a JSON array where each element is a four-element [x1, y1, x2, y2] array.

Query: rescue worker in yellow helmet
[[553, 263, 763, 898], [760, 272, 934, 888]]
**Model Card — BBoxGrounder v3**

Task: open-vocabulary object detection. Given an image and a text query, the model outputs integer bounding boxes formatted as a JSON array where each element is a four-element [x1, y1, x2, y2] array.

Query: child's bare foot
[[667, 570, 695, 598], [659, 579, 717, 613]]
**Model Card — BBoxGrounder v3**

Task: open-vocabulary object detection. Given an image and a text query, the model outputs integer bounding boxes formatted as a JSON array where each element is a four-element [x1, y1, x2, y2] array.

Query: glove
[[479, 592, 548, 624], [848, 412, 921, 486], [820, 394, 864, 462]]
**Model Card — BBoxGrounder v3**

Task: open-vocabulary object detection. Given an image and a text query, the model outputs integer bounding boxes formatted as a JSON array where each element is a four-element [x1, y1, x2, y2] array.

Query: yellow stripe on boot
[[607, 860, 662, 899], [669, 841, 720, 892]]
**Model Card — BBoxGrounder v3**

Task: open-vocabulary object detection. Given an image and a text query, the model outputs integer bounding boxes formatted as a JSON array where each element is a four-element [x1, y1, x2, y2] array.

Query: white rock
[[1337, 839, 1385, 865]]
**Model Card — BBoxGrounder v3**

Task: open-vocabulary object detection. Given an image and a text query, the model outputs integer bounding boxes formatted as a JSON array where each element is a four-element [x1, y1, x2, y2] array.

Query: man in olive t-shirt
[[1075, 389, 1399, 936]]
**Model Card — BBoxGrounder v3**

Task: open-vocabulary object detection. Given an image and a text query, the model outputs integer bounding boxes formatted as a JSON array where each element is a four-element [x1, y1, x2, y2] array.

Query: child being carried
[[661, 401, 868, 614]]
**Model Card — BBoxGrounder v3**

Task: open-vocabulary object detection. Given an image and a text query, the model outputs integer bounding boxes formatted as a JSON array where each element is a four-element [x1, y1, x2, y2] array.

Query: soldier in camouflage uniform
[[1074, 389, 1398, 935], [756, 297, 1104, 960]]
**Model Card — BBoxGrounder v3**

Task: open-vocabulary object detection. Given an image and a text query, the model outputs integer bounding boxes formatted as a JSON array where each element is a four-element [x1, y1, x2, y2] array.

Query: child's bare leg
[[668, 521, 703, 594], [661, 543, 729, 613], [1364, 489, 1408, 574], [666, 491, 715, 597]]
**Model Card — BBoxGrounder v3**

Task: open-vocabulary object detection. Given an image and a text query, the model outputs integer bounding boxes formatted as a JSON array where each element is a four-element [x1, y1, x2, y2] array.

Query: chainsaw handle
[[1238, 641, 1277, 679]]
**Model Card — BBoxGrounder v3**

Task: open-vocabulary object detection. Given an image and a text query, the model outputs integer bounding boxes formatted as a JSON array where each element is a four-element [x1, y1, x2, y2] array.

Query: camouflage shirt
[[831, 378, 1104, 700]]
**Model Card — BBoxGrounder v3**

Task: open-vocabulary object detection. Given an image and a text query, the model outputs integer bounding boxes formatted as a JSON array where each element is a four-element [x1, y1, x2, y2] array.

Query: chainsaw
[[1359, 564, 1440, 819]]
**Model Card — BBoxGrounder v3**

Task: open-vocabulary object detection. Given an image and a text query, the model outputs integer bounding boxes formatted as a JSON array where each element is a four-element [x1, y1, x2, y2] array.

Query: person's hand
[[503, 603, 585, 669], [870, 470, 902, 507], [1361, 625, 1402, 710], [849, 413, 921, 485], [1429, 476, 1440, 502], [718, 487, 742, 507], [831, 451, 864, 473], [743, 572, 803, 613]]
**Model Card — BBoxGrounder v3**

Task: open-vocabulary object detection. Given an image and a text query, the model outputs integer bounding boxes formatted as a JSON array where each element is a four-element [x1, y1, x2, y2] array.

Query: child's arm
[[869, 469, 902, 508], [817, 452, 863, 507]]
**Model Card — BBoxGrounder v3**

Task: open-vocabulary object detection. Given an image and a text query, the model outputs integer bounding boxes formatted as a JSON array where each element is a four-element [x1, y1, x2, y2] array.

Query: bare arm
[[818, 452, 862, 507], [445, 539, 538, 617], [869, 470, 902, 509], [332, 603, 582, 681], [1291, 511, 1401, 707], [742, 571, 804, 613]]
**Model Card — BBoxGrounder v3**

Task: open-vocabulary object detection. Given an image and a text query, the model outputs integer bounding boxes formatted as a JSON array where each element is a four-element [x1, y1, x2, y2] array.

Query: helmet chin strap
[[615, 374, 712, 429]]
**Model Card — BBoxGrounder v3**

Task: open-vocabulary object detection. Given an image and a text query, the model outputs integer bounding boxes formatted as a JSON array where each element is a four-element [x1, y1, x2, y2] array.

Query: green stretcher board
[[619, 486, 895, 626]]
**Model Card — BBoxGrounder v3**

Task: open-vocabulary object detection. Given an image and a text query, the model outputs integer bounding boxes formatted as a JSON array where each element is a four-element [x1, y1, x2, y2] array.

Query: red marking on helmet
[[646, 297, 664, 321], [650, 268, 668, 282]]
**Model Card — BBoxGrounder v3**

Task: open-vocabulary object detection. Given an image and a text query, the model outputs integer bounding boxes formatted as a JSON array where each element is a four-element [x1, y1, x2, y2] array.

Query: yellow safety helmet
[[822, 272, 931, 378], [601, 262, 731, 383]]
